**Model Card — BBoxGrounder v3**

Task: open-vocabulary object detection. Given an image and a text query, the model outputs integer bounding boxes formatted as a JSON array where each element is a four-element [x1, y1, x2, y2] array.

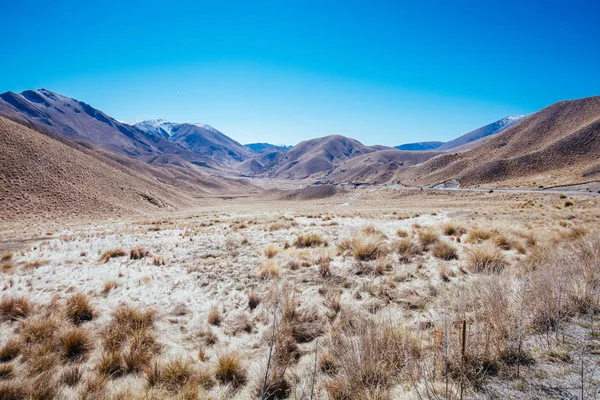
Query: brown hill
[[0, 116, 193, 221], [266, 135, 381, 179], [400, 96, 600, 187], [322, 149, 443, 184]]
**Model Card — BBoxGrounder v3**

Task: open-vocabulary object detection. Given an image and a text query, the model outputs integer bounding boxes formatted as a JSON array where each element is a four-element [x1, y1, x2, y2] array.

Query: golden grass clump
[[152, 255, 165, 266], [466, 244, 507, 274], [100, 248, 127, 263], [58, 327, 92, 361], [0, 252, 13, 262], [337, 233, 388, 261], [466, 227, 493, 243], [442, 221, 467, 236], [263, 244, 281, 258], [21, 259, 50, 270], [431, 240, 459, 260], [65, 293, 95, 325], [0, 296, 31, 321], [417, 226, 440, 249], [207, 306, 222, 326], [101, 280, 119, 294], [293, 232, 326, 248], [215, 351, 247, 387], [259, 260, 280, 279], [129, 247, 149, 260], [145, 358, 203, 392], [0, 339, 20, 362]]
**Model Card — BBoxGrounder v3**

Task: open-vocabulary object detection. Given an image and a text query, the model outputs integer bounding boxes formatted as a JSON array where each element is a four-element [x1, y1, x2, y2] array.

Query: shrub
[[65, 293, 94, 325], [0, 296, 31, 321], [294, 233, 325, 248], [215, 351, 247, 387], [466, 244, 507, 273], [99, 248, 127, 263], [431, 241, 459, 260]]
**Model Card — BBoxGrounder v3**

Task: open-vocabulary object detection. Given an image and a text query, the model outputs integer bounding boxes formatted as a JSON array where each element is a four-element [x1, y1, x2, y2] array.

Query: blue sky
[[1, 0, 599, 146]]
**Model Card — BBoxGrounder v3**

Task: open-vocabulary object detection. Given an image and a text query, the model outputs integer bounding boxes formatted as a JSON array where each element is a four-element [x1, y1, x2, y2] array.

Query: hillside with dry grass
[[0, 116, 193, 221], [400, 96, 600, 188]]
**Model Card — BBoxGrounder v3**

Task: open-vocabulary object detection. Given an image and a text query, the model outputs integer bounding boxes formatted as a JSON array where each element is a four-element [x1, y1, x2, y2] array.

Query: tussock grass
[[59, 327, 92, 361], [417, 226, 440, 249], [99, 248, 127, 263], [442, 222, 466, 236], [207, 306, 222, 326], [101, 280, 119, 294], [129, 247, 149, 260], [466, 244, 507, 273], [263, 244, 281, 258], [293, 232, 325, 248], [0, 340, 20, 363], [431, 240, 459, 260], [466, 227, 493, 243], [0, 252, 13, 262], [65, 293, 94, 325], [152, 255, 165, 265], [0, 296, 31, 321], [337, 233, 388, 261], [215, 351, 247, 387], [259, 260, 280, 279], [21, 259, 50, 270], [248, 291, 261, 310]]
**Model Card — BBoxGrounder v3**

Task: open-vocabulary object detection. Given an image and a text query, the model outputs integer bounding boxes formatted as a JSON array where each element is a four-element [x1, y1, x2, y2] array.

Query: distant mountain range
[[1, 88, 598, 204], [395, 115, 526, 152]]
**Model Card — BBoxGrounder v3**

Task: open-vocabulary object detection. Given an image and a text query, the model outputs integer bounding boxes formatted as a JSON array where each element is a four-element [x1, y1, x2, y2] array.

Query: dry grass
[[337, 233, 388, 261], [442, 222, 466, 236], [58, 327, 92, 361], [0, 340, 20, 363], [129, 247, 149, 260], [0, 252, 13, 262], [263, 244, 281, 258], [467, 227, 493, 243], [248, 291, 261, 310], [417, 226, 440, 249], [21, 259, 50, 270], [294, 232, 326, 248], [466, 244, 507, 273], [99, 248, 127, 263], [207, 306, 222, 326], [215, 350, 247, 387], [101, 280, 119, 294], [431, 240, 459, 260], [65, 293, 95, 325], [0, 296, 31, 321], [259, 259, 280, 279], [152, 255, 165, 265], [146, 357, 203, 392]]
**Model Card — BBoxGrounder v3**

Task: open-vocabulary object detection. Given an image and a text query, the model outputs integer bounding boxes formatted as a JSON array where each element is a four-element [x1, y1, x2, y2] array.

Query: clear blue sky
[[2, 0, 599, 146]]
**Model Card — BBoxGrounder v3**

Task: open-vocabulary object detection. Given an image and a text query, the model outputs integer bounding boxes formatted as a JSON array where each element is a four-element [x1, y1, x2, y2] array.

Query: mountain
[[134, 120, 252, 166], [0, 116, 192, 221], [0, 89, 218, 168], [395, 141, 445, 151], [265, 135, 381, 179], [437, 115, 526, 151], [400, 97, 600, 187], [245, 143, 291, 152], [322, 149, 443, 185]]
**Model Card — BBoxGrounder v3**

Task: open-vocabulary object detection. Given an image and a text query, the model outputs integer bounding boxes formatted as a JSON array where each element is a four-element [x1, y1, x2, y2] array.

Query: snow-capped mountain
[[134, 119, 252, 166], [437, 115, 527, 150]]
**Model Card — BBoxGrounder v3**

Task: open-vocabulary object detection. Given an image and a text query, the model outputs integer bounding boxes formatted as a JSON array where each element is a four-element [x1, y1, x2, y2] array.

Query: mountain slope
[[0, 89, 218, 168], [437, 115, 526, 151], [0, 116, 191, 221], [323, 149, 443, 184], [266, 135, 379, 179], [400, 97, 600, 187]]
